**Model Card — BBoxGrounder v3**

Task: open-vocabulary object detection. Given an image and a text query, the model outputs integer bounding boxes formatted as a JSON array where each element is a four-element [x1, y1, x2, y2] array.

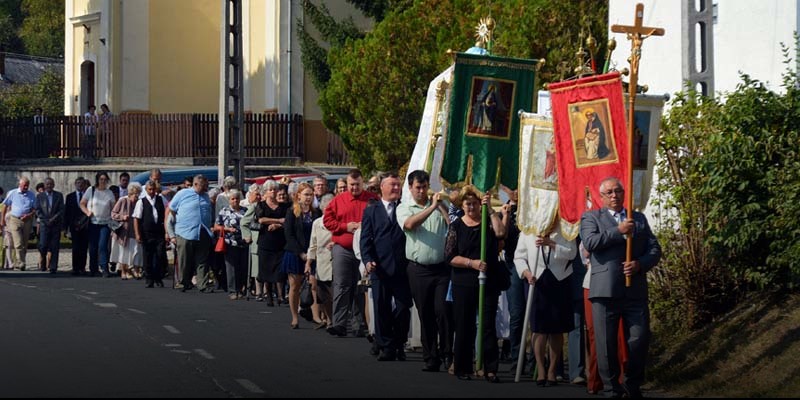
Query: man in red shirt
[[323, 169, 378, 337]]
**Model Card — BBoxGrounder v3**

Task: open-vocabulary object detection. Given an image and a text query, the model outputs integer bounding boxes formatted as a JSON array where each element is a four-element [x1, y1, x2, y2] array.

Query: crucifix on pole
[[611, 3, 664, 287]]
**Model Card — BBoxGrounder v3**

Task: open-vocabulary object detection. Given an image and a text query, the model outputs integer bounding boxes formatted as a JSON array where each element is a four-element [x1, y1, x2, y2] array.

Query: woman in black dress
[[514, 223, 577, 386], [255, 180, 289, 306], [283, 183, 321, 329], [445, 186, 509, 383]]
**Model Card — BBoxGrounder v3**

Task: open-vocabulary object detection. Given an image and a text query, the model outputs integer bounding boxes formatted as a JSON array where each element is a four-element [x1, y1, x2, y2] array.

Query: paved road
[[0, 270, 594, 398]]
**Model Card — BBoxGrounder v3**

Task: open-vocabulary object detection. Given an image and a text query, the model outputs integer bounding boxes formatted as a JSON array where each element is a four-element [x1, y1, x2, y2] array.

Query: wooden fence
[[0, 113, 308, 161]]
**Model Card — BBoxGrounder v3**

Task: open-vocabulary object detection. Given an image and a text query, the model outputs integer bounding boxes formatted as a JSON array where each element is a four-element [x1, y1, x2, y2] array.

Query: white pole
[[514, 248, 539, 382]]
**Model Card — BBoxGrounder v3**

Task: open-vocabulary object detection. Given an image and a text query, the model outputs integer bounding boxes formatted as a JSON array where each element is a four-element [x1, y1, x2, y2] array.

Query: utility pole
[[219, 0, 245, 187]]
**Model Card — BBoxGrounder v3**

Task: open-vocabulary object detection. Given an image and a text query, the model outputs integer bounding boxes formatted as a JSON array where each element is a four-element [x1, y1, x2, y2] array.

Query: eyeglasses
[[601, 189, 624, 196]]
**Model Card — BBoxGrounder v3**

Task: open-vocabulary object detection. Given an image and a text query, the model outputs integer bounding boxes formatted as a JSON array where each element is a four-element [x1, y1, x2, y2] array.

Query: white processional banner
[[402, 66, 454, 202], [517, 112, 560, 237]]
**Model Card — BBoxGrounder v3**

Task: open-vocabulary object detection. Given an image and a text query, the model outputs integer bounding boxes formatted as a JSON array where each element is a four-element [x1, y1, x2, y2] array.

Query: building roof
[[0, 53, 64, 88]]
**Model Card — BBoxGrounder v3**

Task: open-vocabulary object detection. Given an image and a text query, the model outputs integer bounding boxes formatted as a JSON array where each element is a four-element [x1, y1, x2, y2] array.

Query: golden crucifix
[[611, 3, 664, 287]]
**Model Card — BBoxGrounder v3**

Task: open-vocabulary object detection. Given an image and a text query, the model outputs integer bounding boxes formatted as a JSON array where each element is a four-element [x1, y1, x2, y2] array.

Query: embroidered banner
[[548, 72, 630, 239], [441, 53, 538, 192], [516, 112, 559, 236], [627, 94, 665, 211]]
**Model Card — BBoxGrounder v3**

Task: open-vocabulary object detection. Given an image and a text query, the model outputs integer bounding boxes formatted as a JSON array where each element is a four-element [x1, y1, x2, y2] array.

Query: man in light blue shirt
[[170, 175, 214, 292], [395, 170, 452, 372], [1, 177, 37, 270]]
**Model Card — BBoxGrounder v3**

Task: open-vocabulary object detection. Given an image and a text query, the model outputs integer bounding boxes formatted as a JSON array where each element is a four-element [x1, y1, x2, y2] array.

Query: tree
[[297, 0, 411, 92], [0, 68, 63, 118], [18, 0, 64, 57], [318, 0, 608, 172], [297, 0, 365, 91], [0, 0, 24, 53], [650, 41, 800, 331]]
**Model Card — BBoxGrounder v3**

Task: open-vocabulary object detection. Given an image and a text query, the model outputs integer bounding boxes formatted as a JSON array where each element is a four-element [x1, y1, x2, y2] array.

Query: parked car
[[131, 167, 225, 187], [245, 173, 346, 193]]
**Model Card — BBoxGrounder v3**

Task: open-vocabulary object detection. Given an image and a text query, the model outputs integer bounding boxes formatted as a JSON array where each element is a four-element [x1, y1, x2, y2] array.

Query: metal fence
[[0, 113, 308, 161]]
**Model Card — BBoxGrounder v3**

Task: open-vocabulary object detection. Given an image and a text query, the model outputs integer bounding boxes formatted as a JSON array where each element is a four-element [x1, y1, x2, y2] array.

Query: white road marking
[[76, 295, 93, 301], [163, 325, 181, 334], [94, 303, 117, 308], [171, 349, 192, 354], [86, 291, 99, 295], [127, 308, 147, 315], [194, 349, 215, 360], [22, 285, 36, 288], [195, 320, 207, 323], [259, 311, 273, 314], [164, 344, 182, 348], [235, 379, 265, 394], [62, 288, 75, 291]]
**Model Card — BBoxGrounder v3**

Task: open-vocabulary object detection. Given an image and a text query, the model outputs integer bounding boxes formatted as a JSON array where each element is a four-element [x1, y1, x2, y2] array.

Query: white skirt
[[111, 237, 142, 266]]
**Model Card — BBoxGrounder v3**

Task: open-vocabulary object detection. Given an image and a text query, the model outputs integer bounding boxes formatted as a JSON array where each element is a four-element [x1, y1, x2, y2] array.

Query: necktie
[[387, 202, 394, 222]]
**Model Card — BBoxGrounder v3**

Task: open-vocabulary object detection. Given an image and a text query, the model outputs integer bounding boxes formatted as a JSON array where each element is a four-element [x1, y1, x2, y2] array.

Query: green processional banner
[[441, 52, 537, 192]]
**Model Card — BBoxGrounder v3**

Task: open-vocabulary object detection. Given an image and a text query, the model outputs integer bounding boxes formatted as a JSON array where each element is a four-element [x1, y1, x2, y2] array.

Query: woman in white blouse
[[80, 172, 117, 277], [514, 222, 577, 387]]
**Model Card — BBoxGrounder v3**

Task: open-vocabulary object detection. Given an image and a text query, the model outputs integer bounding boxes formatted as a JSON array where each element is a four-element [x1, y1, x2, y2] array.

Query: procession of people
[[0, 166, 660, 396]]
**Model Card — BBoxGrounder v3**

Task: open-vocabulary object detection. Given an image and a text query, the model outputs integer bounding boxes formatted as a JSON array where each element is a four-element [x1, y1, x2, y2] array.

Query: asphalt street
[[0, 269, 594, 398]]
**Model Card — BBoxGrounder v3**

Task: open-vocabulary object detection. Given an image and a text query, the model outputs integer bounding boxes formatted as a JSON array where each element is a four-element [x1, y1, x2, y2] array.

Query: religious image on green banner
[[442, 53, 537, 193]]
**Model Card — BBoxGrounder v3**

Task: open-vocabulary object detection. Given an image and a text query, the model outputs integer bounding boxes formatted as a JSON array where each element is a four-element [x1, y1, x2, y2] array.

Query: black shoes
[[369, 342, 380, 356], [422, 361, 441, 372], [485, 374, 501, 384], [377, 349, 397, 361], [155, 280, 164, 288], [375, 348, 404, 361], [326, 326, 346, 337], [299, 308, 314, 322], [443, 356, 453, 370]]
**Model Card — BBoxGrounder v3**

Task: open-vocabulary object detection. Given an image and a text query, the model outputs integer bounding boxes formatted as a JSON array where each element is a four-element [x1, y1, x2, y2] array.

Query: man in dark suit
[[64, 177, 89, 275], [36, 178, 64, 273], [580, 177, 661, 398], [360, 171, 412, 362]]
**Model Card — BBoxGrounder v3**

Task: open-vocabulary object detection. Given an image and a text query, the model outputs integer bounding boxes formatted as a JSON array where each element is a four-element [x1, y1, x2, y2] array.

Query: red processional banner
[[548, 72, 630, 240]]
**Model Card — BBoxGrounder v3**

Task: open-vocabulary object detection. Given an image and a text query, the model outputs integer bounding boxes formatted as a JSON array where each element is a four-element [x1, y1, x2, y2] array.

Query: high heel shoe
[[156, 280, 164, 288], [290, 322, 299, 330]]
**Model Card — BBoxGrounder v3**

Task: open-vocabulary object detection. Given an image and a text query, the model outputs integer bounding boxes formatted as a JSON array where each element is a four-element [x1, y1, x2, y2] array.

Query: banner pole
[[611, 3, 664, 287], [514, 247, 539, 382], [476, 203, 488, 373]]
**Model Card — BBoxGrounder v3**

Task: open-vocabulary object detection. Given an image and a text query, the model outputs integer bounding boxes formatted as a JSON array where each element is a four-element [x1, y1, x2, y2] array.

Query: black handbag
[[108, 219, 124, 235], [300, 278, 314, 308], [74, 214, 90, 231]]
